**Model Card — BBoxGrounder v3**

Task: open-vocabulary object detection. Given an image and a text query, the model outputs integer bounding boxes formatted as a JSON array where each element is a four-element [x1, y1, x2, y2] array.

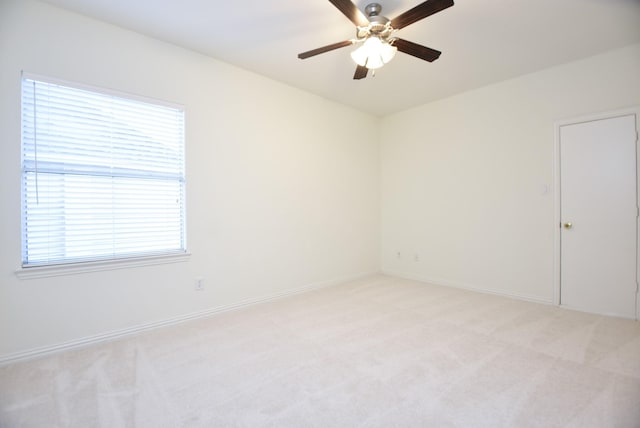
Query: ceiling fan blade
[[298, 40, 353, 59], [394, 38, 442, 62], [328, 0, 369, 27], [353, 65, 368, 80], [391, 0, 454, 30]]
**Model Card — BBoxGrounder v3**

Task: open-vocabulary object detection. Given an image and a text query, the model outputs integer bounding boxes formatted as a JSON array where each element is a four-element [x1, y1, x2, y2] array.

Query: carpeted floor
[[1, 275, 639, 427]]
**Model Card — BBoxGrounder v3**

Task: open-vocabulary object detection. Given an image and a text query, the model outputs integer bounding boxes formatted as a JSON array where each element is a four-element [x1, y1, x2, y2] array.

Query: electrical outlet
[[396, 251, 401, 259], [414, 254, 420, 262], [195, 277, 204, 291]]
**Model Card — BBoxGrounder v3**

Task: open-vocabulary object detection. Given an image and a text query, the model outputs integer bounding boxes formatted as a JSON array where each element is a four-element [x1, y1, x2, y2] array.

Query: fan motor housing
[[365, 3, 382, 16], [363, 3, 392, 36]]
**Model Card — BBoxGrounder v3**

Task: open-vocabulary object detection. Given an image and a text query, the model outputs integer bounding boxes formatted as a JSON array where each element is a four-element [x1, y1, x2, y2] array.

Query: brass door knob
[[563, 222, 573, 229]]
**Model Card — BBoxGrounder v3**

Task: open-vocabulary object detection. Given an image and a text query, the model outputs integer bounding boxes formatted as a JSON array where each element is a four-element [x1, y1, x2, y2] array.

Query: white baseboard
[[0, 271, 378, 366], [381, 270, 554, 306], [558, 302, 638, 321]]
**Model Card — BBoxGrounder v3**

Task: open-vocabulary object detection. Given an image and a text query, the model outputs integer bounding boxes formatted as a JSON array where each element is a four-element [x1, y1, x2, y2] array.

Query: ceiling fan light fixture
[[350, 37, 397, 69], [297, 0, 454, 80]]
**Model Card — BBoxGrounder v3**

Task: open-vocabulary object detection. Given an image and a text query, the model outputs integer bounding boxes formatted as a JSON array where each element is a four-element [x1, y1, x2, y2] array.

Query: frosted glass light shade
[[379, 41, 397, 63], [350, 37, 397, 70]]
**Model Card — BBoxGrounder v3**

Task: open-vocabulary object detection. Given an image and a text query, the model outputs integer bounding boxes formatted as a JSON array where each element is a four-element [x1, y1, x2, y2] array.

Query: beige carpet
[[1, 275, 639, 427]]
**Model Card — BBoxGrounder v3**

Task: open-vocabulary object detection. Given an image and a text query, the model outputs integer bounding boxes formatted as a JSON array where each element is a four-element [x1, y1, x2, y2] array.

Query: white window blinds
[[21, 76, 186, 267]]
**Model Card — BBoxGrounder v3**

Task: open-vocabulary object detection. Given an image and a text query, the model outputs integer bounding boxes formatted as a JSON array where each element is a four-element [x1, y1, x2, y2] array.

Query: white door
[[560, 114, 638, 318]]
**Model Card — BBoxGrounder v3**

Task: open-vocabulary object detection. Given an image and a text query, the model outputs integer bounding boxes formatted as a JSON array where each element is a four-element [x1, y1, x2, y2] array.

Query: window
[[21, 75, 186, 268]]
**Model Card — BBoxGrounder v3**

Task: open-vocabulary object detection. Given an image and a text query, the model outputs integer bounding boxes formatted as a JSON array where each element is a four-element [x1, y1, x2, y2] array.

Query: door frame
[[553, 107, 640, 320]]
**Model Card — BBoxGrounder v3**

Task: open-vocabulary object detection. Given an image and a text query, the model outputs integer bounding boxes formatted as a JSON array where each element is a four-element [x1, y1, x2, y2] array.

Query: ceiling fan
[[298, 0, 454, 79]]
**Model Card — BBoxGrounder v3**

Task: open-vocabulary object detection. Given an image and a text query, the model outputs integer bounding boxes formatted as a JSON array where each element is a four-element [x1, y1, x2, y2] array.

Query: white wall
[[381, 43, 640, 302], [0, 0, 380, 360]]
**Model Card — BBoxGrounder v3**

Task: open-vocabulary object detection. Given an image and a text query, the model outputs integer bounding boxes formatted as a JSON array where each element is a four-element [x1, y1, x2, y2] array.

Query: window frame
[[18, 73, 189, 276]]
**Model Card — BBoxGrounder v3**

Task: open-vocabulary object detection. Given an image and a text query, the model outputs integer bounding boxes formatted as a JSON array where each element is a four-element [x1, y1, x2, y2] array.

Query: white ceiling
[[41, 0, 640, 116]]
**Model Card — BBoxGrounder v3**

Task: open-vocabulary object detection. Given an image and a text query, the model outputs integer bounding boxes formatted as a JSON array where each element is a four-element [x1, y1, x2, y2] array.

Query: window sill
[[15, 252, 191, 280]]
